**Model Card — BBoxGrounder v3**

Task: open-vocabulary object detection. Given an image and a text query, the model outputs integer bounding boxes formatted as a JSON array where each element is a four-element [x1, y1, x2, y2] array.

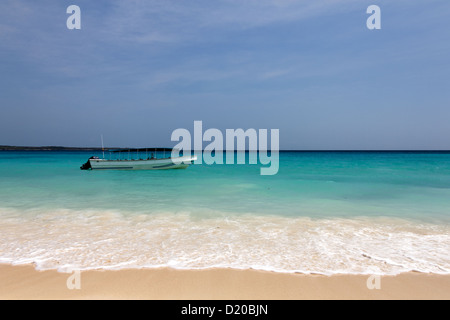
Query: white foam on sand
[[0, 207, 449, 275]]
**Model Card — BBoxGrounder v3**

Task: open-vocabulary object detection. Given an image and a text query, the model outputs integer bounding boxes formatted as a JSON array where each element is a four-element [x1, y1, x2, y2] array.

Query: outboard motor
[[80, 156, 98, 170]]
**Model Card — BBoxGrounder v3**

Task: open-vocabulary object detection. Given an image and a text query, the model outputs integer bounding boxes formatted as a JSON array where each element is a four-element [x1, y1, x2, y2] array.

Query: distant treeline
[[0, 146, 174, 151], [0, 145, 103, 151]]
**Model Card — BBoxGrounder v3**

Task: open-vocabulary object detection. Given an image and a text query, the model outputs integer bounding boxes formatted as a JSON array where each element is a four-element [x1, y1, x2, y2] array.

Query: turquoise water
[[0, 151, 449, 274], [1, 151, 449, 221]]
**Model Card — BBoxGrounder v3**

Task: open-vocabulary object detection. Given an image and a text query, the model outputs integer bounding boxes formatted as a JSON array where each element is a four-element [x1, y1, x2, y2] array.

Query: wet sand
[[0, 264, 449, 300]]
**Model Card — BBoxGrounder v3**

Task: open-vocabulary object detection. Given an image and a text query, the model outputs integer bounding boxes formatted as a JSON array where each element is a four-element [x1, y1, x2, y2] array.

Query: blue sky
[[0, 0, 449, 149]]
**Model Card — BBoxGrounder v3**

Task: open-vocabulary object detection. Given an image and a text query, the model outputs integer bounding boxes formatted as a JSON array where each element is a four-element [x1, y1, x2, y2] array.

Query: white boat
[[80, 148, 196, 170]]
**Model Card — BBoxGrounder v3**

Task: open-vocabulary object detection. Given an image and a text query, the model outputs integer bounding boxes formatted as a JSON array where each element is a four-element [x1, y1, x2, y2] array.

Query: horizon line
[[1, 145, 450, 152]]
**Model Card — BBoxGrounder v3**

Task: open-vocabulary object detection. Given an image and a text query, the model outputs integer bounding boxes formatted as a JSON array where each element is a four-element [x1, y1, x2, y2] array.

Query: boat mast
[[101, 134, 105, 159]]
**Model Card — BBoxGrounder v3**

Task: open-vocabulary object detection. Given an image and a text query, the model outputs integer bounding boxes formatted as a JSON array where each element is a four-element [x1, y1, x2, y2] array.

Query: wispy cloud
[[0, 0, 365, 82], [94, 0, 363, 44]]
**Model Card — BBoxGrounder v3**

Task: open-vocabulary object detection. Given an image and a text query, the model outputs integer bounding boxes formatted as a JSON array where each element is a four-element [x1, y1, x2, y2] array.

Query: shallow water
[[0, 151, 449, 274]]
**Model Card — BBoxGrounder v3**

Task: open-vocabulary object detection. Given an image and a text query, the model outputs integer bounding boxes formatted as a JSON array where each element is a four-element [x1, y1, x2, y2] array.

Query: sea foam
[[0, 208, 449, 275]]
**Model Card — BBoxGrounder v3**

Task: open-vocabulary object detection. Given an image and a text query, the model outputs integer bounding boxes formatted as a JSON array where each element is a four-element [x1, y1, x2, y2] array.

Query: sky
[[0, 0, 449, 150]]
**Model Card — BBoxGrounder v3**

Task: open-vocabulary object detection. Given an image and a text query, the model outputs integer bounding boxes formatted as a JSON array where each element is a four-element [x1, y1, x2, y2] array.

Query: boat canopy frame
[[105, 148, 176, 161]]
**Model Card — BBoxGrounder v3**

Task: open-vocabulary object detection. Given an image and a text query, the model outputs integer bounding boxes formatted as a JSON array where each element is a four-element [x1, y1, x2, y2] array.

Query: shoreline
[[1, 264, 449, 300]]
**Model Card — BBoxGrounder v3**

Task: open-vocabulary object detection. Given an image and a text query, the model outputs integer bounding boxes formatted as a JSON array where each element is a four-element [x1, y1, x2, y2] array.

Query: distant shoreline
[[0, 146, 171, 152], [0, 146, 103, 151]]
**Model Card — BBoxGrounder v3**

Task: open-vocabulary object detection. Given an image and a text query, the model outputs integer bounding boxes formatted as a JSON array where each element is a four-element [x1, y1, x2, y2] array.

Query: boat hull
[[89, 155, 196, 170]]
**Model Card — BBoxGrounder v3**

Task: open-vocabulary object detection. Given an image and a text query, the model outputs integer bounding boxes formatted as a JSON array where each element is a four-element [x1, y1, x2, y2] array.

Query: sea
[[0, 151, 449, 275]]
